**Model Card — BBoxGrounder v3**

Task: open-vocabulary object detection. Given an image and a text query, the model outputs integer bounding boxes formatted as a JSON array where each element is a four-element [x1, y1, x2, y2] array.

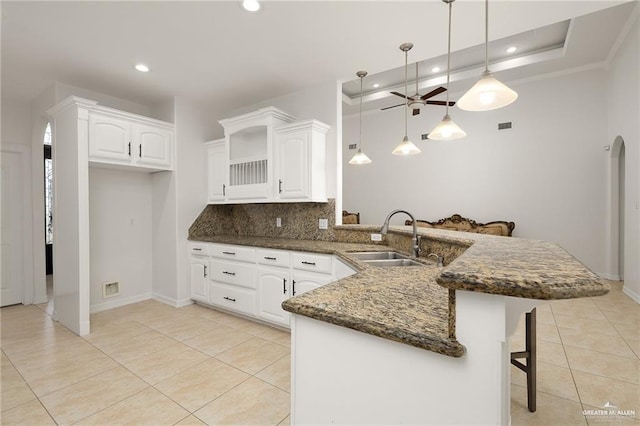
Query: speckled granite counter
[[189, 226, 608, 358]]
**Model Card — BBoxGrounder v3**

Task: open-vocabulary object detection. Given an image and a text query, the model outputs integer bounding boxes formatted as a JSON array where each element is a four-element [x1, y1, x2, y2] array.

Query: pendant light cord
[[484, 0, 489, 72], [404, 49, 408, 137], [445, 0, 452, 116], [359, 75, 363, 150]]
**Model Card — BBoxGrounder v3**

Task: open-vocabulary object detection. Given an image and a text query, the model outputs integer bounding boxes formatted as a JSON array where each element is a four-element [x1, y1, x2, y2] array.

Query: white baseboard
[[151, 292, 194, 308], [90, 293, 152, 314], [598, 273, 621, 281], [622, 286, 640, 303]]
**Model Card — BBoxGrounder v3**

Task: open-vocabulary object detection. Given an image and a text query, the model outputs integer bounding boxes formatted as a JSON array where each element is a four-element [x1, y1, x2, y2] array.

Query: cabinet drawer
[[256, 248, 290, 268], [210, 244, 255, 263], [292, 252, 332, 274], [190, 243, 209, 257], [210, 284, 256, 317], [210, 260, 256, 289]]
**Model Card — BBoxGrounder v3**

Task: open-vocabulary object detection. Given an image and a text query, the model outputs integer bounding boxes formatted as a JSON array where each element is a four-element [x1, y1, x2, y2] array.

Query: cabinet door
[[89, 113, 132, 163], [277, 129, 309, 199], [292, 270, 334, 296], [190, 258, 209, 303], [257, 267, 290, 327], [135, 124, 173, 169], [207, 142, 227, 202]]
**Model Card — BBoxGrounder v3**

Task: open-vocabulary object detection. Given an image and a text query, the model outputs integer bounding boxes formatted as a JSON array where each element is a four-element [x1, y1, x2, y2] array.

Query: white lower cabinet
[[257, 266, 291, 327], [210, 283, 256, 317], [291, 270, 334, 296], [190, 258, 209, 303], [190, 242, 356, 328]]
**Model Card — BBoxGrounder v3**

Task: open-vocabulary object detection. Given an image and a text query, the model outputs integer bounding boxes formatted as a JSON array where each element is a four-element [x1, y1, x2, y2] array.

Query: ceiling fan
[[381, 62, 456, 116]]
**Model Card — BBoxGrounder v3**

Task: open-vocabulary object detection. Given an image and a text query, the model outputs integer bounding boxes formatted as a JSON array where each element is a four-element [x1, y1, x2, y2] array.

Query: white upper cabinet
[[89, 113, 132, 162], [206, 139, 226, 202], [275, 120, 329, 202], [88, 107, 174, 172], [217, 107, 295, 203], [206, 107, 330, 204]]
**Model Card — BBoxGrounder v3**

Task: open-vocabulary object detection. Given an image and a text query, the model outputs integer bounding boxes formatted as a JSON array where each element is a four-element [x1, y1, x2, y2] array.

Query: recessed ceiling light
[[135, 64, 150, 73], [372, 83, 380, 88], [506, 46, 517, 54], [431, 66, 441, 73], [242, 0, 260, 12]]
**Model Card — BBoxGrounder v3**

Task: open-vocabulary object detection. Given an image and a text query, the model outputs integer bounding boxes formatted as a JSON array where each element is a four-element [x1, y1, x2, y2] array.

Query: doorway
[[43, 122, 54, 313], [610, 136, 626, 281]]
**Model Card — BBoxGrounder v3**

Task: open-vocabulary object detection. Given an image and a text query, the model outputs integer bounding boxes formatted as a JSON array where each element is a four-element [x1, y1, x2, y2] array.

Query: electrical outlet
[[276, 217, 282, 227], [370, 233, 383, 242], [318, 218, 328, 230], [103, 281, 120, 298]]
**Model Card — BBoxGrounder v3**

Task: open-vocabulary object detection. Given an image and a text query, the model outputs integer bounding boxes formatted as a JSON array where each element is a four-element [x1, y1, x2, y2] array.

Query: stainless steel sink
[[348, 251, 424, 267], [349, 251, 410, 261]]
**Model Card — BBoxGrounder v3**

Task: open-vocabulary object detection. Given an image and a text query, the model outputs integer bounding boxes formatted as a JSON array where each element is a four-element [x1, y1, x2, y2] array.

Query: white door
[[207, 142, 227, 202], [88, 113, 132, 163], [277, 130, 309, 199], [1, 151, 23, 306], [135, 124, 172, 169], [291, 270, 334, 297], [190, 258, 209, 303], [257, 267, 290, 327]]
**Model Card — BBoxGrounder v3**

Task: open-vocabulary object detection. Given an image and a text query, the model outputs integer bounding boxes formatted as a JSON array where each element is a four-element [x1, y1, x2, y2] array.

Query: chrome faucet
[[428, 253, 444, 267], [380, 209, 421, 257]]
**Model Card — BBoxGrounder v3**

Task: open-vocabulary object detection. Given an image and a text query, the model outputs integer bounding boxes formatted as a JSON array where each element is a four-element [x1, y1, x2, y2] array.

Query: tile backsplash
[[189, 199, 337, 241]]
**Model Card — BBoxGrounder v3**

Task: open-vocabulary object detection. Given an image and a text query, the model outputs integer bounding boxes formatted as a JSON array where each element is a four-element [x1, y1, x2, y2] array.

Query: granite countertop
[[190, 226, 608, 358]]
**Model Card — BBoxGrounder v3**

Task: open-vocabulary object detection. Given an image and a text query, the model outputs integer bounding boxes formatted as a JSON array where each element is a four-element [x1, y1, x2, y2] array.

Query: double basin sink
[[349, 251, 424, 268]]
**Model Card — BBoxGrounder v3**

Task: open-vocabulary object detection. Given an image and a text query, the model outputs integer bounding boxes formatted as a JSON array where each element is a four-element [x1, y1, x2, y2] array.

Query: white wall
[[174, 97, 207, 305], [89, 168, 153, 311], [606, 14, 640, 301], [343, 68, 609, 276], [1, 99, 34, 304]]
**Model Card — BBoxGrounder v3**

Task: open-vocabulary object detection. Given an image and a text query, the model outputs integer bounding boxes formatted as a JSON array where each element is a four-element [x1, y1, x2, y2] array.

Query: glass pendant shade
[[349, 149, 372, 165], [350, 70, 372, 165], [457, 70, 518, 111], [392, 136, 421, 155], [428, 114, 466, 140]]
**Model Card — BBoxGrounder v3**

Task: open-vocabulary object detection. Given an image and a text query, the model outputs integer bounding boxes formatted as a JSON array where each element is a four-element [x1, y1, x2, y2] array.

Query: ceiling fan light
[[392, 136, 421, 156], [457, 71, 518, 111], [349, 149, 372, 165], [428, 114, 466, 140]]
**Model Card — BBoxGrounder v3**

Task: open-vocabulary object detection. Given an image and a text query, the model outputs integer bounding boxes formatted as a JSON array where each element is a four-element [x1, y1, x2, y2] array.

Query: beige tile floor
[[1, 280, 638, 425]]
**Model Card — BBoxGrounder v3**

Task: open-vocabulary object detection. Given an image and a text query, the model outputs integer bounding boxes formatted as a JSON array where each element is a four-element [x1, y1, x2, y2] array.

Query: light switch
[[319, 218, 328, 230]]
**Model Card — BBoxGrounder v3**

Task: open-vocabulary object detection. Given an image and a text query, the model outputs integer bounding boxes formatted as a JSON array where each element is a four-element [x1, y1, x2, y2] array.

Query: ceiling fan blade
[[425, 100, 456, 106], [420, 86, 447, 100], [390, 91, 408, 99], [381, 103, 405, 110], [412, 108, 420, 116]]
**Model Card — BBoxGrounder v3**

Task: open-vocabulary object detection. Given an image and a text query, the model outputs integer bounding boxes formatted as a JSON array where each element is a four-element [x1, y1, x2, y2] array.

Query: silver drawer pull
[[222, 271, 236, 276], [222, 251, 236, 255], [301, 261, 316, 266], [193, 248, 202, 251], [223, 296, 236, 302], [264, 256, 277, 260]]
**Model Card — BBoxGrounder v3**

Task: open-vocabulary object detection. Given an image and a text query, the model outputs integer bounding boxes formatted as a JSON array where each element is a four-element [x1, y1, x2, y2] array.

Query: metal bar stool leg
[[510, 308, 537, 412]]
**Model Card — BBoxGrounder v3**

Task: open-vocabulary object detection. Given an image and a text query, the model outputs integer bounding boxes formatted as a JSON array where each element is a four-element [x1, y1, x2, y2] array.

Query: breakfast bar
[[278, 225, 608, 425]]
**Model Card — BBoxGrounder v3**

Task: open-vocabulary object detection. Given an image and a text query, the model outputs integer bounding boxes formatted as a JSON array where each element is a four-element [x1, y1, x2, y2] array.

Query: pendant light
[[392, 43, 421, 156], [457, 0, 518, 111], [429, 0, 466, 141], [349, 71, 372, 165]]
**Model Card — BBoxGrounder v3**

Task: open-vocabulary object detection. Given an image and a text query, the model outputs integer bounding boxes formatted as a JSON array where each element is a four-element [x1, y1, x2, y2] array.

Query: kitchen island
[[278, 225, 608, 425], [190, 225, 608, 425]]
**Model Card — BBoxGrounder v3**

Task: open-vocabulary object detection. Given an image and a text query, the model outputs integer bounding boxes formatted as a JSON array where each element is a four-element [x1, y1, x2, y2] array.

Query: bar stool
[[510, 308, 537, 412]]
